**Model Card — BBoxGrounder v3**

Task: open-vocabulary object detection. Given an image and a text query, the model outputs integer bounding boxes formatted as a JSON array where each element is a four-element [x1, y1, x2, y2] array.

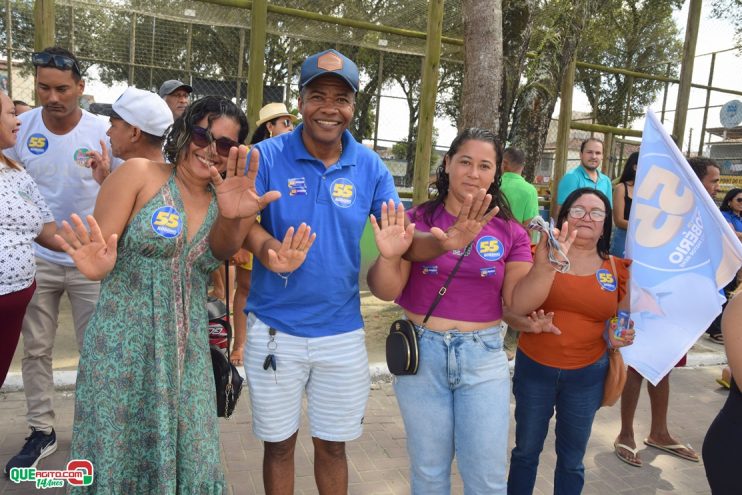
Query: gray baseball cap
[[158, 80, 193, 98]]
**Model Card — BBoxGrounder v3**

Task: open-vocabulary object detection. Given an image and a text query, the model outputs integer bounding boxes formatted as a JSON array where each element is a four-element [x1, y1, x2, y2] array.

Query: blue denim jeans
[[610, 227, 627, 257], [508, 350, 607, 495], [394, 324, 510, 495]]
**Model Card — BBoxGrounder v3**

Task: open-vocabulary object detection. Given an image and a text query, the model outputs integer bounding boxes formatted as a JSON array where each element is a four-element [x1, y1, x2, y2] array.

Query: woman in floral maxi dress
[[58, 97, 312, 494]]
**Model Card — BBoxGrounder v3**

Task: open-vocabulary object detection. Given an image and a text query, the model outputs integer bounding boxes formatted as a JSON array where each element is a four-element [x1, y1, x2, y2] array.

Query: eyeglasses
[[191, 126, 239, 158], [32, 52, 82, 76], [568, 206, 607, 221]]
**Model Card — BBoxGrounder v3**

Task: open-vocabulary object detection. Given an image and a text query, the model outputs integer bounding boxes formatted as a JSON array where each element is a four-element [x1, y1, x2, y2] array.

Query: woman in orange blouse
[[507, 188, 635, 495]]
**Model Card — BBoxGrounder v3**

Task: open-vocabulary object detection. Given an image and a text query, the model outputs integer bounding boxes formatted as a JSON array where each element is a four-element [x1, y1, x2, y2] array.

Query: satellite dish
[[720, 100, 742, 129]]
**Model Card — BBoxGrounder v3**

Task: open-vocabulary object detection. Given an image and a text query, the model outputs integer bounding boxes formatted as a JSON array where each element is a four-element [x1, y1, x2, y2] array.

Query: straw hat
[[256, 102, 298, 127]]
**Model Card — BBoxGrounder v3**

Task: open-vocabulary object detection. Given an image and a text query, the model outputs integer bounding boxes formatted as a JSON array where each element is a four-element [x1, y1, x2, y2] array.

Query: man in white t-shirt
[[3, 47, 116, 476]]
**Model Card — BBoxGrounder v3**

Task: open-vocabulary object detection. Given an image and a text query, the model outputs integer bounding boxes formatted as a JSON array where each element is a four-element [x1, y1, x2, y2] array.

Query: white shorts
[[245, 314, 370, 442]]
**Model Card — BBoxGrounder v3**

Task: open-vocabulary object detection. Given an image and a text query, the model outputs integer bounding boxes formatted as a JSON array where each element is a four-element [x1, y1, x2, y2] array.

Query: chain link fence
[[1, 0, 466, 186]]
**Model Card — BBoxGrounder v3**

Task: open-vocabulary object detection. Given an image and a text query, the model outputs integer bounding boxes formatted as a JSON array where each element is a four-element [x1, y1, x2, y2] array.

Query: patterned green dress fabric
[[69, 174, 225, 494]]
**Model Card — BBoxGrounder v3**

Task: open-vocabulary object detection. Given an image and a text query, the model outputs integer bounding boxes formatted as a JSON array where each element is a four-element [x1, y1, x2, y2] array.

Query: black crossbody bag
[[210, 260, 244, 419], [386, 244, 471, 376]]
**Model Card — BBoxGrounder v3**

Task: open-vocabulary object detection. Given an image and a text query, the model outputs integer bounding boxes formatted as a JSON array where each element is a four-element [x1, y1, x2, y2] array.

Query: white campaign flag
[[622, 109, 742, 385]]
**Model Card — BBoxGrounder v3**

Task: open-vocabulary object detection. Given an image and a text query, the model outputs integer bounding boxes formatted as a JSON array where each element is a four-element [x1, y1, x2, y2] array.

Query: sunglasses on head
[[32, 52, 82, 76], [191, 126, 239, 158]]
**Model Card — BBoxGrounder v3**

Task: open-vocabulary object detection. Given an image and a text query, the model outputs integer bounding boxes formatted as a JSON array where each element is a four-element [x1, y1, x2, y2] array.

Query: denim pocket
[[474, 331, 503, 352]]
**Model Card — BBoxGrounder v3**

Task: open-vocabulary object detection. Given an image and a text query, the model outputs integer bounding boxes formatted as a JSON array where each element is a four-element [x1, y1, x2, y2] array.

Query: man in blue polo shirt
[[556, 137, 613, 217], [243, 49, 399, 495]]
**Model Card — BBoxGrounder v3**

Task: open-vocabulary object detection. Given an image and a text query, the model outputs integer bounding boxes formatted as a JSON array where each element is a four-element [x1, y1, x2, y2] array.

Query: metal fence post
[[128, 12, 137, 86], [412, 0, 444, 205], [5, 0, 13, 98], [698, 52, 716, 156], [373, 51, 384, 151], [246, 0, 267, 143]]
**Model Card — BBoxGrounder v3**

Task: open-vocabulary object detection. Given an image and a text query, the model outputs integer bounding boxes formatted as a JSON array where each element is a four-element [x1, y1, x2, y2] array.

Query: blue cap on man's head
[[299, 49, 359, 93]]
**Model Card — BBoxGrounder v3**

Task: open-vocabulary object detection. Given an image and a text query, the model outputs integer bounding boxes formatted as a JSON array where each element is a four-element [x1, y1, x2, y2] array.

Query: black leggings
[[703, 378, 742, 494]]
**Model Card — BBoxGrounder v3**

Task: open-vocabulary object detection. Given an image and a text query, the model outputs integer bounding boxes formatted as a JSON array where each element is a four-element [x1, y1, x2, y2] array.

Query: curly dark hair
[[720, 188, 742, 213], [414, 128, 514, 226], [556, 187, 613, 259], [164, 96, 249, 164]]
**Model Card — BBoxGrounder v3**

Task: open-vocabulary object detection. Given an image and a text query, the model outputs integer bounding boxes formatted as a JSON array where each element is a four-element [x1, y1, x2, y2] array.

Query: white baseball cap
[[111, 87, 174, 138]]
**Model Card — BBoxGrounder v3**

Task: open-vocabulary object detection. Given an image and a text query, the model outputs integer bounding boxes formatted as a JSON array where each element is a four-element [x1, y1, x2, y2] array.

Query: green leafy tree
[[508, 0, 600, 182], [575, 0, 683, 127], [711, 0, 742, 43]]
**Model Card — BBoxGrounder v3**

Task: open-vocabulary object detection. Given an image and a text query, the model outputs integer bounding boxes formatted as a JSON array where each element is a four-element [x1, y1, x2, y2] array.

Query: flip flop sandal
[[614, 442, 642, 467], [643, 439, 700, 462], [717, 377, 731, 389], [708, 333, 725, 344]]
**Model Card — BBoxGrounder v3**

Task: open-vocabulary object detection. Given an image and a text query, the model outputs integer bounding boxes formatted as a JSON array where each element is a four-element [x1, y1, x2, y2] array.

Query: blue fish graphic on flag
[[622, 109, 742, 385]]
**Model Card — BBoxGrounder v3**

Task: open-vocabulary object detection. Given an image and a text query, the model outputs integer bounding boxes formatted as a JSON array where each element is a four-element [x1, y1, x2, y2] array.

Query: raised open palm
[[267, 223, 317, 273], [370, 199, 415, 259], [430, 188, 499, 251], [210, 146, 281, 219], [55, 214, 118, 281]]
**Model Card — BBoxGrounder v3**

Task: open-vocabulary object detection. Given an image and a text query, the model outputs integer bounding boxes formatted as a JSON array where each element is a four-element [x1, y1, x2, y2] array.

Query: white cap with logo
[[111, 87, 174, 137]]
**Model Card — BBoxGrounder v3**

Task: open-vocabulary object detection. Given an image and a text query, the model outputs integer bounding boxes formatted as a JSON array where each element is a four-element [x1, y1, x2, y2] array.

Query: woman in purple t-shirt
[[367, 128, 559, 494]]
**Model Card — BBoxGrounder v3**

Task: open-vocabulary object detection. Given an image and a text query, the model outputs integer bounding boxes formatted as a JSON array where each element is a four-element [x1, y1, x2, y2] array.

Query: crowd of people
[[0, 44, 738, 495]]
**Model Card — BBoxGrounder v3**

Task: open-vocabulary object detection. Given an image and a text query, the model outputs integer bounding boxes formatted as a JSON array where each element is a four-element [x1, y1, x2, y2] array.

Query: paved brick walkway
[[0, 366, 726, 494]]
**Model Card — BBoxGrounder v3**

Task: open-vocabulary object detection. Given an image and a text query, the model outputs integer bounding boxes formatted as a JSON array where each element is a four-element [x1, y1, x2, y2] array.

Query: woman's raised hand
[[370, 200, 415, 260], [210, 146, 281, 220], [430, 188, 499, 251], [524, 310, 561, 335], [266, 223, 317, 273], [533, 219, 577, 270], [55, 214, 118, 281]]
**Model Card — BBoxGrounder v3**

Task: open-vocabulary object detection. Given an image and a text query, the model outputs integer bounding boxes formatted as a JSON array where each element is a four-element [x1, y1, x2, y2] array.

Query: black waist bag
[[386, 320, 419, 375]]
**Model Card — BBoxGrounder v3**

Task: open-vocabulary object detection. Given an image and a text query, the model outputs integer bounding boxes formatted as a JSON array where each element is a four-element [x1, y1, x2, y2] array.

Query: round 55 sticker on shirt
[[476, 235, 504, 261], [151, 206, 183, 238], [330, 178, 356, 208], [27, 134, 49, 155]]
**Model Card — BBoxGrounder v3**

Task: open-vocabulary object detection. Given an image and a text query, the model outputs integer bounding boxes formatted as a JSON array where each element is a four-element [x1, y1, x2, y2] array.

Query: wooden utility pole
[[246, 0, 267, 144], [33, 0, 55, 106], [34, 0, 55, 51], [551, 56, 576, 219], [672, 0, 702, 151], [412, 0, 444, 205]]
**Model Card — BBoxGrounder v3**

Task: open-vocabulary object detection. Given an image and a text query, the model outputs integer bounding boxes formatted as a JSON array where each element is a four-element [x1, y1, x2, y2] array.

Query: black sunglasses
[[191, 126, 239, 158], [32, 52, 82, 76]]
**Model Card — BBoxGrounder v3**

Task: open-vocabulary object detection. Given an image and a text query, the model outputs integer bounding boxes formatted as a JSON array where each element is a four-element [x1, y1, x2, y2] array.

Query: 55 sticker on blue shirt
[[330, 178, 355, 208]]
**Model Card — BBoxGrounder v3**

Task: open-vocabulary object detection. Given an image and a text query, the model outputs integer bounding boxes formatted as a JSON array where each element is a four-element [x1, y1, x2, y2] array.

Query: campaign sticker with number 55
[[151, 206, 182, 238], [596, 269, 617, 291]]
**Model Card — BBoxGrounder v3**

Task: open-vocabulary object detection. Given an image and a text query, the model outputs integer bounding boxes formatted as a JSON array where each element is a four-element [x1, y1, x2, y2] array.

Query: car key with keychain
[[263, 327, 278, 383]]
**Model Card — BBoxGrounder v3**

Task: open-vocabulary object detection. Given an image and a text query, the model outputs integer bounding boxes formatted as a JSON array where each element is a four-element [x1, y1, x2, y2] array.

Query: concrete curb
[[1, 351, 727, 393]]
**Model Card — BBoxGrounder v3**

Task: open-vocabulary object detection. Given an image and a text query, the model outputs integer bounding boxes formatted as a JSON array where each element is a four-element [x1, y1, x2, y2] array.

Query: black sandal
[[708, 333, 724, 344]]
